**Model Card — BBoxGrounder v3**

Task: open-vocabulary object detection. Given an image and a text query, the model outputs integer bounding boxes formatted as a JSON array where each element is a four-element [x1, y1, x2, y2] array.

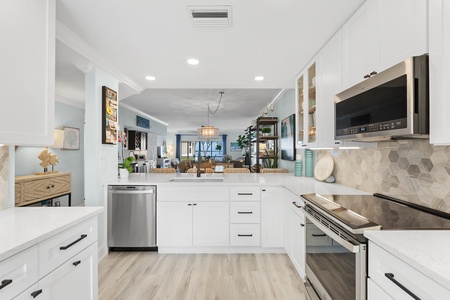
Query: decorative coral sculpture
[[37, 148, 60, 174]]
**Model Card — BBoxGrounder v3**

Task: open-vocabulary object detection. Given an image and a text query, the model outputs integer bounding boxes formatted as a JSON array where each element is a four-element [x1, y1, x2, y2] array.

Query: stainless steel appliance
[[301, 193, 450, 300], [335, 54, 429, 142], [107, 185, 157, 250]]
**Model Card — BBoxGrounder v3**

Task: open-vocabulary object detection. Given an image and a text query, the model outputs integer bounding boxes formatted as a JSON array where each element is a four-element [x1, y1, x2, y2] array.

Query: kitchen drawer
[[230, 202, 260, 224], [230, 224, 261, 246], [368, 278, 393, 300], [369, 242, 450, 300], [39, 217, 97, 277], [230, 186, 260, 201], [158, 186, 229, 202], [306, 223, 332, 246], [0, 246, 38, 300]]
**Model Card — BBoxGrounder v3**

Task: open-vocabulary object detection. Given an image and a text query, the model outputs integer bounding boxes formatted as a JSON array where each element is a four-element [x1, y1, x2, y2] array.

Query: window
[[181, 141, 223, 161]]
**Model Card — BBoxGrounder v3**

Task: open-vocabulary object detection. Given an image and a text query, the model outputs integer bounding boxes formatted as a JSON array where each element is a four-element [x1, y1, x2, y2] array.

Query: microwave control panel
[[336, 119, 407, 136]]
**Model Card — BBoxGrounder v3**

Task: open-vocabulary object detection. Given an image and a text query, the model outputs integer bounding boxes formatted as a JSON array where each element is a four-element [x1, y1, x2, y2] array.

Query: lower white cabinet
[[230, 224, 261, 246], [368, 241, 450, 299], [157, 201, 229, 247], [368, 278, 393, 300], [261, 187, 284, 247]]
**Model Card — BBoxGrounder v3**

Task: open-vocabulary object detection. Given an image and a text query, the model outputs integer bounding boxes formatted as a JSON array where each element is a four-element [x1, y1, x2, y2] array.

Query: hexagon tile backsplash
[[0, 145, 9, 210], [318, 140, 450, 214]]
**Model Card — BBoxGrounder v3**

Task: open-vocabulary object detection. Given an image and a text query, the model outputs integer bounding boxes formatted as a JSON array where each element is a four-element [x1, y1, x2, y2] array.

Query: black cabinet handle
[[238, 193, 253, 196], [370, 71, 378, 76], [262, 189, 266, 192], [292, 201, 302, 208], [46, 186, 51, 189], [60, 234, 87, 250], [300, 224, 305, 227], [188, 204, 192, 206], [31, 289, 43, 298], [0, 279, 12, 290], [364, 74, 370, 79], [193, 203, 197, 206], [73, 260, 82, 267], [385, 273, 421, 300], [301, 144, 307, 147], [312, 234, 326, 237], [238, 234, 253, 237], [238, 211, 253, 214]]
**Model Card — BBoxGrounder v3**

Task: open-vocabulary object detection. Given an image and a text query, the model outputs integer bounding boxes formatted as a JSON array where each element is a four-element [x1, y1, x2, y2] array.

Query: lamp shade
[[197, 126, 219, 140], [51, 129, 65, 149]]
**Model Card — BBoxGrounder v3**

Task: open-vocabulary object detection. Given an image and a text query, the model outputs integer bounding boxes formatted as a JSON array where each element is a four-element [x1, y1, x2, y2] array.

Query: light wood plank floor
[[99, 252, 306, 300]]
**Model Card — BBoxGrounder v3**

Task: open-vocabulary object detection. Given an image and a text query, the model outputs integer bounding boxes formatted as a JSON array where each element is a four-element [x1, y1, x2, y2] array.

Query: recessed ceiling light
[[255, 76, 264, 81], [187, 58, 199, 65], [145, 76, 156, 81]]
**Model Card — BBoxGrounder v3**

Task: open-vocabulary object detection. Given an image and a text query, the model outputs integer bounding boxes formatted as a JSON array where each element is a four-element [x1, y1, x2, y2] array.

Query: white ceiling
[[55, 0, 365, 132]]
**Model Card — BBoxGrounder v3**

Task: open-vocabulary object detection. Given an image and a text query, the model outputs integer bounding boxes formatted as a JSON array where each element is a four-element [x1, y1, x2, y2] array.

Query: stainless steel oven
[[303, 204, 367, 300]]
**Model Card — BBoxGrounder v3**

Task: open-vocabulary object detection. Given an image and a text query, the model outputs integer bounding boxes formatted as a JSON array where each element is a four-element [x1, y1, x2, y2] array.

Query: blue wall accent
[[222, 134, 227, 154]]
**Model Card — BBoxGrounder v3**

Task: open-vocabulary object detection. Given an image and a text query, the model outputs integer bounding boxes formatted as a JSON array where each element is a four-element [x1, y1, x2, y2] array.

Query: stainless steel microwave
[[335, 55, 429, 142]]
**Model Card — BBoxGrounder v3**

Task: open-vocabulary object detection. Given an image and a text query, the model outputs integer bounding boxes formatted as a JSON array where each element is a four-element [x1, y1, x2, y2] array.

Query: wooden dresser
[[15, 172, 72, 207]]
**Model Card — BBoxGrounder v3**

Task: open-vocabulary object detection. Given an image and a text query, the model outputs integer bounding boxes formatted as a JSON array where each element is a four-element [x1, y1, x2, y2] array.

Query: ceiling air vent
[[187, 6, 232, 27]]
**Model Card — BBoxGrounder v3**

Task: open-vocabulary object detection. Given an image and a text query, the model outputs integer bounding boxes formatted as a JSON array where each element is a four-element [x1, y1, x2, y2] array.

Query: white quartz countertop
[[106, 173, 369, 197], [0, 207, 103, 262], [365, 230, 450, 289]]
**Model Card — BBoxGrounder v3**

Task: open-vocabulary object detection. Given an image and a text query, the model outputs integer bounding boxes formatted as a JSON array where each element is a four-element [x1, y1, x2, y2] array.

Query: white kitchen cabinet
[[283, 193, 293, 255], [290, 207, 306, 277], [193, 202, 229, 246], [0, 0, 55, 146], [157, 202, 193, 247], [368, 242, 450, 299], [157, 201, 229, 247], [261, 187, 284, 247], [429, 0, 450, 145], [368, 278, 393, 300], [342, 0, 428, 90]]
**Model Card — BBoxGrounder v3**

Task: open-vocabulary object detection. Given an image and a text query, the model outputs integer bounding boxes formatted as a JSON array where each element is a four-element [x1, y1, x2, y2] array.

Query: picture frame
[[102, 86, 118, 144], [281, 114, 296, 161], [230, 142, 240, 151], [62, 127, 80, 150]]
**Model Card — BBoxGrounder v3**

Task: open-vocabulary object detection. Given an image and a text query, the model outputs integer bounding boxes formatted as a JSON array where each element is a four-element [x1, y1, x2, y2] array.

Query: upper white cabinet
[[342, 0, 428, 90], [0, 0, 55, 146], [429, 0, 450, 145]]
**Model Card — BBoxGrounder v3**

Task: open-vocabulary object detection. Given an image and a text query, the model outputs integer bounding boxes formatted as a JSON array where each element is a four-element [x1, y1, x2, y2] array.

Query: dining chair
[[151, 168, 176, 173], [261, 168, 289, 173], [223, 168, 251, 174]]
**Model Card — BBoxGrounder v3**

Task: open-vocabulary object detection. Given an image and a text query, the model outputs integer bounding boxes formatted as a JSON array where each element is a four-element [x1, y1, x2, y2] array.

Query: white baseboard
[[97, 244, 108, 261], [158, 246, 286, 254]]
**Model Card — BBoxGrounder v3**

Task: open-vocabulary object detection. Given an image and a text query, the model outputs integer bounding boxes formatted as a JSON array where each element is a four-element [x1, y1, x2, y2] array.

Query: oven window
[[306, 222, 356, 299]]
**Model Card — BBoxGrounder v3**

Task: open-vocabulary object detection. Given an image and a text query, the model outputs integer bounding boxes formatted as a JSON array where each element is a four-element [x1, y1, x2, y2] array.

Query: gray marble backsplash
[[318, 140, 450, 214], [0, 145, 9, 210]]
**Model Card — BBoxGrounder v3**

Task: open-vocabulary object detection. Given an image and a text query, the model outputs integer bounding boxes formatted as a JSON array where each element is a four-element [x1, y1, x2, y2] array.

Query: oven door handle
[[302, 208, 361, 253]]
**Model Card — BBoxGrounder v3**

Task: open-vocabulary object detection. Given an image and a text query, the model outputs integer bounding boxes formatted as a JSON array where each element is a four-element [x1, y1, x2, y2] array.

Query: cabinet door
[[157, 202, 193, 246], [374, 0, 428, 73], [0, 0, 55, 146], [291, 208, 306, 277], [430, 0, 450, 145], [283, 192, 293, 256], [261, 187, 283, 247], [39, 242, 98, 300], [193, 202, 229, 246], [368, 278, 394, 300], [342, 0, 375, 89]]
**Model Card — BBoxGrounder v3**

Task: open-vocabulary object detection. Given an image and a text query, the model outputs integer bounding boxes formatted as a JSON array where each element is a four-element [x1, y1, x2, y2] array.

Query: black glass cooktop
[[302, 193, 450, 231]]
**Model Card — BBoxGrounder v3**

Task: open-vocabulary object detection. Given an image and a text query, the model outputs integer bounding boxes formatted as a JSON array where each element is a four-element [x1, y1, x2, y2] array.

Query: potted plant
[[261, 127, 271, 136], [262, 149, 279, 168], [118, 156, 135, 173]]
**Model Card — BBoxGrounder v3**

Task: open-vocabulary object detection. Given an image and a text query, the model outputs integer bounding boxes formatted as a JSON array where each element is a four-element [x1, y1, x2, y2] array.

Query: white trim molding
[[55, 94, 85, 109], [119, 102, 169, 126], [56, 21, 144, 94]]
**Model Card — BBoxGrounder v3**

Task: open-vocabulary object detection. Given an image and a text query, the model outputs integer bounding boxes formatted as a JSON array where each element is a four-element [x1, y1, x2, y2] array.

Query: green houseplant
[[261, 127, 271, 136], [262, 149, 279, 168], [118, 156, 135, 173]]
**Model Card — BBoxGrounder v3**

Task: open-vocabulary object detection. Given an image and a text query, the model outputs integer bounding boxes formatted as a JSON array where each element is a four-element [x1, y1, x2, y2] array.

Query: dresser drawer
[[369, 242, 450, 300], [230, 224, 261, 246], [0, 246, 38, 300], [23, 178, 50, 203], [230, 187, 260, 201], [39, 217, 97, 277], [230, 202, 260, 224]]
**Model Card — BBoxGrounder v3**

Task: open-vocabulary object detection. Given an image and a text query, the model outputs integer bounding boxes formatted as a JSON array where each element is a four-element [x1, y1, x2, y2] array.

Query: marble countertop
[[106, 173, 369, 197], [0, 207, 103, 262], [365, 230, 450, 289]]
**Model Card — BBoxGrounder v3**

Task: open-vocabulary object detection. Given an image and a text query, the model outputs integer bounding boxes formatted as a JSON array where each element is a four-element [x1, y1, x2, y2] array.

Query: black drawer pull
[[370, 71, 378, 76], [238, 211, 253, 214], [0, 279, 12, 290], [364, 74, 370, 79], [312, 234, 326, 237], [292, 201, 302, 208], [73, 260, 82, 266], [385, 273, 421, 300], [262, 189, 266, 192], [300, 223, 305, 227], [238, 234, 253, 237], [238, 193, 253, 196], [31, 289, 43, 298], [60, 234, 87, 250]]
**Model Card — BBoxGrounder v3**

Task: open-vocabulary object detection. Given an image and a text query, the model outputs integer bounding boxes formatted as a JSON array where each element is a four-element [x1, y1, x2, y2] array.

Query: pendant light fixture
[[197, 92, 223, 140]]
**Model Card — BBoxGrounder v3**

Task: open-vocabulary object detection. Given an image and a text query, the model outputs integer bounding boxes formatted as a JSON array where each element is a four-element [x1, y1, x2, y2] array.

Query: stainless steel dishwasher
[[107, 185, 157, 251]]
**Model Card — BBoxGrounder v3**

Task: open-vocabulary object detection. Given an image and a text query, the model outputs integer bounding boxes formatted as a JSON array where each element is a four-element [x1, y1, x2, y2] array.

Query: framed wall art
[[102, 86, 118, 144], [62, 127, 80, 150], [230, 142, 240, 151], [281, 114, 296, 161]]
